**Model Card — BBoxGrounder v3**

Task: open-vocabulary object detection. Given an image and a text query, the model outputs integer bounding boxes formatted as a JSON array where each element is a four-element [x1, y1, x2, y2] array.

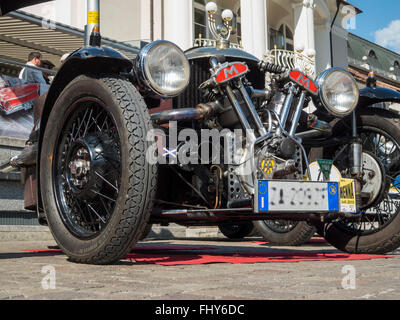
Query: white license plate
[[255, 180, 340, 213]]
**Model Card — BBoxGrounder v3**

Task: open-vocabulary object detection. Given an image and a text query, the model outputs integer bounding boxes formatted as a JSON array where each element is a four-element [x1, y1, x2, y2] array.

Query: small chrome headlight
[[136, 40, 190, 97], [316, 67, 359, 117]]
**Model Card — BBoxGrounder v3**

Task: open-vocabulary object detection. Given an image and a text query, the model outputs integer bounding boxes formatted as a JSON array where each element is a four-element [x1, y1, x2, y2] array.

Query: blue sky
[[349, 0, 400, 53]]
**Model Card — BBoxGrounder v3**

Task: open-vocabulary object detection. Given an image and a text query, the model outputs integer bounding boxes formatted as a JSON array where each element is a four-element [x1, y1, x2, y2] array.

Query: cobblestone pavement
[[0, 237, 399, 300]]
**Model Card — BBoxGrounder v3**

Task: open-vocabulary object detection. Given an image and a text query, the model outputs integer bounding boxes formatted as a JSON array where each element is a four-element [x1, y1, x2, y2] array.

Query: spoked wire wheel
[[53, 97, 121, 239], [333, 126, 400, 236], [314, 111, 400, 254], [40, 74, 157, 264]]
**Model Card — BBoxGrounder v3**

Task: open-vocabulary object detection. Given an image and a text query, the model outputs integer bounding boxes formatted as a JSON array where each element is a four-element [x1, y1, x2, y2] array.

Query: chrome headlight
[[316, 67, 359, 117], [136, 40, 190, 97]]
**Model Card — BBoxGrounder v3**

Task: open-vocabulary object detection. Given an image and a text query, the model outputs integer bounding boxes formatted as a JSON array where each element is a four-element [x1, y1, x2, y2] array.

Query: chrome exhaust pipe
[[150, 103, 217, 124], [296, 119, 332, 140]]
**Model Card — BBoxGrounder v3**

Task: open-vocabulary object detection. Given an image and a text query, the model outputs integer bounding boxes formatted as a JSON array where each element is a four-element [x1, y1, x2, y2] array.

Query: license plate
[[255, 180, 340, 213]]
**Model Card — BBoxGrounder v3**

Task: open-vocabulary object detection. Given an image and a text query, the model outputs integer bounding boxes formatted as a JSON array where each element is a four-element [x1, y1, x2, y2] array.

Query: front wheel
[[313, 110, 400, 254], [253, 220, 315, 246], [218, 221, 254, 239], [40, 74, 157, 264]]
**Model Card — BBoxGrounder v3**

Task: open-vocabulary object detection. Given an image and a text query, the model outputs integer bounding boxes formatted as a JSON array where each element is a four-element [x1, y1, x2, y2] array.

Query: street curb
[[148, 225, 224, 240], [0, 225, 54, 241], [0, 224, 226, 241]]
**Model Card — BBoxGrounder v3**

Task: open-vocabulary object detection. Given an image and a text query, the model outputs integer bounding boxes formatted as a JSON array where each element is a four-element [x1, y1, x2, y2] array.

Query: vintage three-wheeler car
[[2, 0, 400, 264]]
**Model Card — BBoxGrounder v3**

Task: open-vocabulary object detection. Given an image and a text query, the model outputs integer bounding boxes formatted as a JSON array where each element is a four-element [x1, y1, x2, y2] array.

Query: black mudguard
[[358, 86, 400, 108], [34, 46, 136, 220], [312, 86, 400, 124]]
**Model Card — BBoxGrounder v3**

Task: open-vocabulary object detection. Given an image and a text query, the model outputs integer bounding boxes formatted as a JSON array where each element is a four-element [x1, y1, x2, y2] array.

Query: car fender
[[35, 46, 135, 215], [358, 86, 400, 108]]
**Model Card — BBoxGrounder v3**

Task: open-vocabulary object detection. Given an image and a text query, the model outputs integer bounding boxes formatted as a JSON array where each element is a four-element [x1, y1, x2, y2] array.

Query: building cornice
[[348, 65, 400, 91]]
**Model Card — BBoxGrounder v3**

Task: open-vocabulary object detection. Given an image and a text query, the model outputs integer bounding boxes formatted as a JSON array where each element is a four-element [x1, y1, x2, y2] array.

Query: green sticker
[[317, 159, 333, 181]]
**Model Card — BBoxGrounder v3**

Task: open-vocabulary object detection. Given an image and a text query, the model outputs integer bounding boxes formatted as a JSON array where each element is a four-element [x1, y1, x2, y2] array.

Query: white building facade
[[22, 0, 355, 77]]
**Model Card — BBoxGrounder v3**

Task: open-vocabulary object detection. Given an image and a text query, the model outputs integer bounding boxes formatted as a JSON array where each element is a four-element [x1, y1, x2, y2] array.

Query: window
[[194, 0, 208, 39], [194, 7, 207, 39], [367, 49, 384, 71], [269, 24, 294, 51], [394, 61, 400, 76], [369, 50, 377, 59], [193, 1, 241, 44], [236, 22, 242, 44]]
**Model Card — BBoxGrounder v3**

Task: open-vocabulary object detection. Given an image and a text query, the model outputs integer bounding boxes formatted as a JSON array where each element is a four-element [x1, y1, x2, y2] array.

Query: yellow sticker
[[339, 178, 357, 213], [88, 11, 99, 24], [340, 178, 356, 204]]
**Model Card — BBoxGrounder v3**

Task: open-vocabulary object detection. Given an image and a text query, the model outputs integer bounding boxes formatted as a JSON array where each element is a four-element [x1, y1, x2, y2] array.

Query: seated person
[[19, 52, 50, 96]]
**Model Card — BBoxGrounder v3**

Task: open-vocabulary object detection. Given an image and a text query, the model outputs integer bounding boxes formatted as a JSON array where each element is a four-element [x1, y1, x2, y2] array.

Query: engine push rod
[[289, 91, 306, 136], [276, 84, 296, 135]]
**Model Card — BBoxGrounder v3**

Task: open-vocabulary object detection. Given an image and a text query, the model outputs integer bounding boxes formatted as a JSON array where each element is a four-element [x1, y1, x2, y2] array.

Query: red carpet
[[124, 252, 390, 266], [22, 243, 391, 266]]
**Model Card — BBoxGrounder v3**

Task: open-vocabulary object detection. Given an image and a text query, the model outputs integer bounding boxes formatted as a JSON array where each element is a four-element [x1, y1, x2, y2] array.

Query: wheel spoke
[[82, 108, 93, 138], [95, 171, 119, 192], [73, 108, 89, 140], [86, 203, 106, 224], [54, 99, 121, 239], [90, 189, 117, 203]]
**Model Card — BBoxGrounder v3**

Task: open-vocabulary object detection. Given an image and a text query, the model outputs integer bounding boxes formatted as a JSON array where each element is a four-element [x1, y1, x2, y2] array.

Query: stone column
[[240, 0, 268, 60], [163, 0, 193, 51], [293, 0, 316, 52], [140, 0, 152, 42], [293, 0, 316, 74], [153, 0, 164, 41], [315, 22, 332, 74], [331, 22, 349, 69]]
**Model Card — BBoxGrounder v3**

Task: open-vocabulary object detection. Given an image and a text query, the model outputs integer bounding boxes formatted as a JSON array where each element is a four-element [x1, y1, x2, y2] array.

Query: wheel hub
[[69, 148, 91, 188], [65, 135, 106, 199], [360, 151, 387, 209]]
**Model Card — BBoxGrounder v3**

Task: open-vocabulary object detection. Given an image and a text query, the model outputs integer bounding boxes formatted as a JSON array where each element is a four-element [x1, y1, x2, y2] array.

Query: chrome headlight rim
[[136, 40, 190, 98], [316, 67, 359, 118]]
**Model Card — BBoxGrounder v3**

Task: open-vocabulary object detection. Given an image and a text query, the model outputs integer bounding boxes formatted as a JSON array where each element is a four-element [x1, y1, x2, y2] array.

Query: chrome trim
[[315, 67, 359, 118], [277, 84, 295, 135], [225, 84, 256, 141], [237, 82, 267, 136], [193, 38, 243, 49], [185, 47, 259, 63]]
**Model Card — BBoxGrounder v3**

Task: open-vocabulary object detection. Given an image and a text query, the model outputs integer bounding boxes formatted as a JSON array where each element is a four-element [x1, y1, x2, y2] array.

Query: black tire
[[218, 222, 254, 239], [253, 220, 315, 246], [40, 74, 157, 264], [313, 110, 400, 254]]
